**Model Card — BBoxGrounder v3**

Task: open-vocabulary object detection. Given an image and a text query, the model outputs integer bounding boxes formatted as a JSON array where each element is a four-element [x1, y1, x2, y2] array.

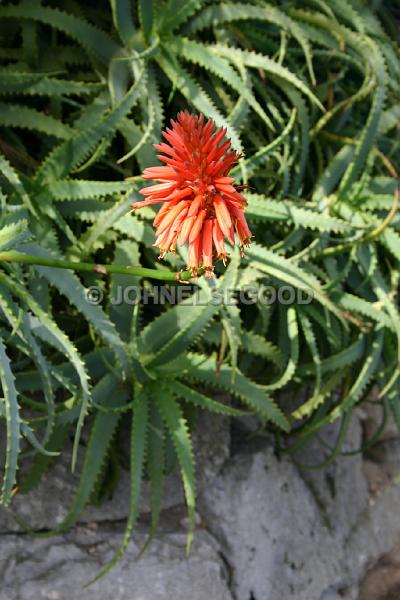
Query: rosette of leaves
[[0, 0, 399, 580]]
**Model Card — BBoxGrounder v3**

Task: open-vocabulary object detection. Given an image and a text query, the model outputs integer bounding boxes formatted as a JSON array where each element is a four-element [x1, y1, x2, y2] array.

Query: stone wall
[[1, 409, 400, 600]]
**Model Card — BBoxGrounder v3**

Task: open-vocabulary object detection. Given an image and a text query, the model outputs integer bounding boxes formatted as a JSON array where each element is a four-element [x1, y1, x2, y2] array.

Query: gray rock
[[199, 449, 345, 600], [295, 413, 369, 538], [344, 481, 400, 591], [0, 527, 232, 600], [0, 407, 229, 534], [5, 404, 400, 600], [362, 459, 393, 497], [192, 409, 230, 490], [319, 589, 343, 600], [357, 540, 400, 600], [198, 413, 400, 600], [0, 454, 184, 533]]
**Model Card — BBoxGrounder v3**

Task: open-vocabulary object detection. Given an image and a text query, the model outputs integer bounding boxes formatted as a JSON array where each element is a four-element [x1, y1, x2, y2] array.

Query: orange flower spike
[[212, 220, 228, 265], [189, 209, 207, 243], [187, 194, 203, 217], [153, 202, 171, 227], [214, 195, 232, 238], [202, 219, 214, 276], [132, 111, 252, 275], [155, 200, 188, 237], [179, 215, 197, 246], [187, 234, 201, 275]]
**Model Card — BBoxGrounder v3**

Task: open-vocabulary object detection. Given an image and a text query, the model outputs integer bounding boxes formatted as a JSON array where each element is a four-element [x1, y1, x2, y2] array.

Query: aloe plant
[[0, 0, 399, 582]]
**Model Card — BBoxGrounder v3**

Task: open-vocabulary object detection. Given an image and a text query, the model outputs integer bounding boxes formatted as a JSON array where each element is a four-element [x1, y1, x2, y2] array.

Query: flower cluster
[[132, 111, 252, 276]]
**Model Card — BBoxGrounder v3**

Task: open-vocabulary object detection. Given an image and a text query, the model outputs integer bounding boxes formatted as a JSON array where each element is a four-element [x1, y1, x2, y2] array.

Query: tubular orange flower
[[131, 111, 252, 277]]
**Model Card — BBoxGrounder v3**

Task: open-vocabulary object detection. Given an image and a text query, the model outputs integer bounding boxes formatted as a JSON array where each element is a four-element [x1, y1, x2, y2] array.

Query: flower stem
[[0, 250, 199, 282]]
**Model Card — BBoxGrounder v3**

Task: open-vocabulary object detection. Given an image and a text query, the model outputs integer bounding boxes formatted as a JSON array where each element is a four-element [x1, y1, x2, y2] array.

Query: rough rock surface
[[199, 448, 345, 600], [295, 413, 369, 539], [357, 541, 400, 600], [0, 456, 184, 533], [0, 410, 228, 533], [2, 409, 400, 599], [345, 482, 400, 596], [0, 528, 232, 600], [191, 409, 231, 489], [199, 413, 400, 600]]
